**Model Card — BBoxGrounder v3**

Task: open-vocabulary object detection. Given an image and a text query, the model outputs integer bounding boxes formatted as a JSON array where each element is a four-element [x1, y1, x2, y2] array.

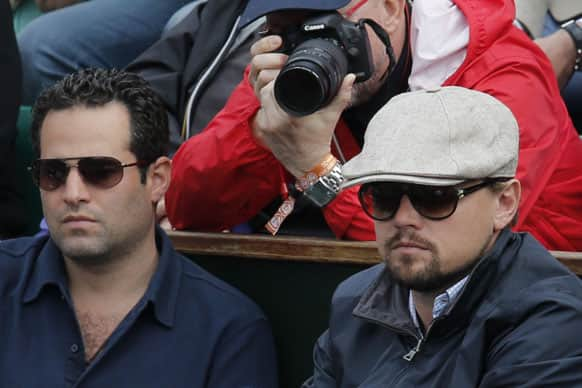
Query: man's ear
[[147, 156, 172, 204], [493, 179, 521, 232], [380, 0, 406, 33]]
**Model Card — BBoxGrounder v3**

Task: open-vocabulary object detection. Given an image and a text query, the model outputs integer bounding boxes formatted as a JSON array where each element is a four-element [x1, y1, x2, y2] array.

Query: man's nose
[[391, 195, 423, 227], [61, 167, 90, 204]]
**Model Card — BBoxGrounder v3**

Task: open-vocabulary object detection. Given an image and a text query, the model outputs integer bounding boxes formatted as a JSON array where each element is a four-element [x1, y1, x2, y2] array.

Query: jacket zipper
[[358, 315, 425, 362], [402, 336, 423, 361], [402, 312, 451, 362]]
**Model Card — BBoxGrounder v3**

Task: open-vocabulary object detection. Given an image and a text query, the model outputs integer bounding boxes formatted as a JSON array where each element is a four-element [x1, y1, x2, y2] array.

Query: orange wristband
[[295, 154, 338, 191]]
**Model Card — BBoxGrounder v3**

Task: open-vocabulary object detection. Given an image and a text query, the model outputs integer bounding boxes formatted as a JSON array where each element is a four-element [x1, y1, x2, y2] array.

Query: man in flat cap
[[304, 86, 582, 387]]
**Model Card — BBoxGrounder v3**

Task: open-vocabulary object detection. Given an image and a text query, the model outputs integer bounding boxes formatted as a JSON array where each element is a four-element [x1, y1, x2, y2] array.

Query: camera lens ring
[[274, 38, 348, 116]]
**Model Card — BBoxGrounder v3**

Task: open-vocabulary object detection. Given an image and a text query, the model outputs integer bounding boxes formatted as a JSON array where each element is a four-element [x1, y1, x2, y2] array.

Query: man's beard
[[349, 70, 385, 108], [382, 229, 490, 293], [348, 49, 391, 108]]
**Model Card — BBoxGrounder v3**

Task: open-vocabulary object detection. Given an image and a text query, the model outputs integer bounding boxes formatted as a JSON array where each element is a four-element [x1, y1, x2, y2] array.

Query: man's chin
[[351, 73, 385, 106], [57, 236, 107, 263], [387, 259, 476, 293], [386, 249, 433, 275], [401, 278, 448, 293], [388, 270, 445, 293], [385, 252, 444, 292]]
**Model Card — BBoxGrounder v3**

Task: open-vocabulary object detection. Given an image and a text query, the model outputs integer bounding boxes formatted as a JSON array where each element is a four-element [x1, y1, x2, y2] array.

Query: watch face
[[563, 19, 582, 46], [303, 163, 344, 207], [303, 181, 334, 207]]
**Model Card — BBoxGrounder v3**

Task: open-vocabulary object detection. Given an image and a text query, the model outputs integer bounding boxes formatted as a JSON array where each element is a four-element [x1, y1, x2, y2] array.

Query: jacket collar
[[353, 229, 516, 336], [21, 226, 181, 328]]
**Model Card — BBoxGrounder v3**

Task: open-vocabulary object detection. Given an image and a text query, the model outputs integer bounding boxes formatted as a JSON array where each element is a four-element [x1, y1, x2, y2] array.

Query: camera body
[[273, 12, 374, 116]]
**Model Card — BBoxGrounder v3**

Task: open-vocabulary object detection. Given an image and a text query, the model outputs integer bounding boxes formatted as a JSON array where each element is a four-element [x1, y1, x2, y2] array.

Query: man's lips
[[392, 241, 428, 250], [62, 215, 96, 223]]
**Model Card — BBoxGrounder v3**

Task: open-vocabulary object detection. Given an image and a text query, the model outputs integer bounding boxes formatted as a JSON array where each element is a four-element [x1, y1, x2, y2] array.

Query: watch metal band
[[561, 18, 582, 71], [302, 162, 344, 208]]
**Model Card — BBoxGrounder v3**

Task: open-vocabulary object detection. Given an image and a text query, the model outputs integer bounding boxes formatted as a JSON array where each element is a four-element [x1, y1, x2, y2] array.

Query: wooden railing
[[168, 230, 582, 388], [168, 231, 582, 275]]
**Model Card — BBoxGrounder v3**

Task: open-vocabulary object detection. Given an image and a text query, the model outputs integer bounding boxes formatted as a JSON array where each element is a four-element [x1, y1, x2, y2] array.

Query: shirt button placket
[[66, 342, 84, 387]]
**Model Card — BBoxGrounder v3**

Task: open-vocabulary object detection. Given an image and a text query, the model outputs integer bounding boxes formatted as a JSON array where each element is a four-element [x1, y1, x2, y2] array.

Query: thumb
[[328, 73, 356, 113]]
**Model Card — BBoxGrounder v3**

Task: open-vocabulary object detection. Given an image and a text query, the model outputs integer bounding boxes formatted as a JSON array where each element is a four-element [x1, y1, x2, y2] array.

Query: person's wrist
[[561, 18, 582, 72], [295, 154, 337, 190], [251, 111, 267, 145], [297, 156, 344, 208]]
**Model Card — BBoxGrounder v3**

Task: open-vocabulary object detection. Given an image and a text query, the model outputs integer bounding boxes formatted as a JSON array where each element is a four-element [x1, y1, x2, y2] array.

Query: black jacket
[[126, 0, 257, 152], [305, 230, 582, 387]]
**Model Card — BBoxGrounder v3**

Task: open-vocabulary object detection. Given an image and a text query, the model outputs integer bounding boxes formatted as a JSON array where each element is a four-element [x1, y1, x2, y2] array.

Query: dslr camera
[[273, 12, 374, 116]]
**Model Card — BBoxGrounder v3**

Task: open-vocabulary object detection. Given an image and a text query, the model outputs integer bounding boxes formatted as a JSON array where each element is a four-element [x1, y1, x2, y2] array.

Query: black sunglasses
[[358, 180, 504, 221], [29, 156, 145, 191]]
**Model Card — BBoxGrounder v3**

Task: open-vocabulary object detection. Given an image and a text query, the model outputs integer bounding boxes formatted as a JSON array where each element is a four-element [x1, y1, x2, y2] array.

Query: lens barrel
[[274, 38, 348, 116]]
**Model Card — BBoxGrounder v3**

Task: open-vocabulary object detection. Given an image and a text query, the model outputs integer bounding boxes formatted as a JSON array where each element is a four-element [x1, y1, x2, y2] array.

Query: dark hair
[[31, 68, 169, 182]]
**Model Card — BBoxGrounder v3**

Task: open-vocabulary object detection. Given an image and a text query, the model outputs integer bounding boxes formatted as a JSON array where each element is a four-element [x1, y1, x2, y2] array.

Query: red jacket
[[167, 0, 582, 251]]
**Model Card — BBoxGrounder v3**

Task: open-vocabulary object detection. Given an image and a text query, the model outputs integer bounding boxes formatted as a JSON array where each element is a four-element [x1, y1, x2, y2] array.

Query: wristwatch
[[302, 161, 345, 207], [561, 18, 582, 71]]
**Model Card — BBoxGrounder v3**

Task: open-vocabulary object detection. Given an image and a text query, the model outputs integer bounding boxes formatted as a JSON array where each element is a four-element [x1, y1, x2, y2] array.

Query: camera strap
[[359, 19, 397, 80]]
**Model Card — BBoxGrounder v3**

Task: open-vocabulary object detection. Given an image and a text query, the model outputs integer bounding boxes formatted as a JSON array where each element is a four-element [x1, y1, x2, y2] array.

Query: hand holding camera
[[251, 67, 354, 178], [273, 12, 374, 116], [248, 35, 288, 98], [250, 11, 374, 177]]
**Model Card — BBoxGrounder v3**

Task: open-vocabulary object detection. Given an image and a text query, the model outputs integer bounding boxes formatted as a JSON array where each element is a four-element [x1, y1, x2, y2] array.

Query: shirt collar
[[408, 275, 469, 332], [142, 227, 181, 328], [22, 236, 70, 303], [21, 226, 181, 328]]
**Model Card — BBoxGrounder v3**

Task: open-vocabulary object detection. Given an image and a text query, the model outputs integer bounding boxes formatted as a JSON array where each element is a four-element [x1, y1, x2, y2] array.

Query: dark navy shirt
[[0, 228, 278, 387]]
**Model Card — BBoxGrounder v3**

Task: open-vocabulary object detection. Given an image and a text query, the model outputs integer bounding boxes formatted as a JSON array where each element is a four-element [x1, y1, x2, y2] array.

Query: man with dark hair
[[304, 87, 582, 387], [164, 0, 582, 251], [0, 68, 278, 387]]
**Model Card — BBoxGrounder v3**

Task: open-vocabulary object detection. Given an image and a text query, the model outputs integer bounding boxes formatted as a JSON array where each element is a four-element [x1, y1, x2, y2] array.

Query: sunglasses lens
[[359, 183, 461, 221], [34, 159, 69, 191], [78, 157, 124, 188], [409, 187, 458, 220], [359, 184, 402, 220], [32, 157, 127, 191]]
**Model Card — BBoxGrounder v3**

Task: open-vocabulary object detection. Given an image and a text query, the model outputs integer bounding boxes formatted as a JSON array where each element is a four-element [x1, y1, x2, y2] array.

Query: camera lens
[[274, 38, 348, 116]]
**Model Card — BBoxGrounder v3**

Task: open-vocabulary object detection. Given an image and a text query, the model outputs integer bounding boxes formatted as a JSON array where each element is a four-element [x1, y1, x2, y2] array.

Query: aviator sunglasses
[[358, 180, 505, 221], [29, 156, 144, 191]]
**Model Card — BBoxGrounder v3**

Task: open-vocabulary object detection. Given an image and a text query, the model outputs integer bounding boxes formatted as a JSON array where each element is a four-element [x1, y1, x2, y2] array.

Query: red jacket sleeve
[[166, 67, 376, 240], [166, 68, 283, 231]]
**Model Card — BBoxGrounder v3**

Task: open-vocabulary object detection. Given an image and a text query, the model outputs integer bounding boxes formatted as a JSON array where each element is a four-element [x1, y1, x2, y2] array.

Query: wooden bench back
[[168, 231, 582, 388], [169, 231, 582, 274]]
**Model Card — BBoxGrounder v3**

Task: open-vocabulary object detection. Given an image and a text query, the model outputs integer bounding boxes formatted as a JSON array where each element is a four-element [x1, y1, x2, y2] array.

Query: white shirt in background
[[408, 0, 469, 91]]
